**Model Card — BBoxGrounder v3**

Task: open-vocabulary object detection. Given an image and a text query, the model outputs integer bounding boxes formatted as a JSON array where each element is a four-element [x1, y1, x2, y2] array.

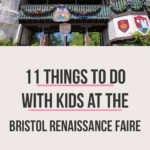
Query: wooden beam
[[64, 35, 67, 46], [85, 26, 89, 46]]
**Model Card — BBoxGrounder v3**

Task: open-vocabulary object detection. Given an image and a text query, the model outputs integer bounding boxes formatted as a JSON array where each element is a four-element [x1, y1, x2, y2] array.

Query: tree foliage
[[1, 31, 149, 46], [49, 33, 63, 46], [0, 38, 17, 46], [123, 31, 150, 46], [31, 32, 39, 46], [31, 32, 63, 46], [69, 33, 83, 46], [69, 32, 100, 46], [89, 32, 100, 46]]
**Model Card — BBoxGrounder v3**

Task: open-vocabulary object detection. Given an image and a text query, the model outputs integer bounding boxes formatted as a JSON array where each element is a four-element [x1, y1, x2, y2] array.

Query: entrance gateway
[[17, 0, 150, 46]]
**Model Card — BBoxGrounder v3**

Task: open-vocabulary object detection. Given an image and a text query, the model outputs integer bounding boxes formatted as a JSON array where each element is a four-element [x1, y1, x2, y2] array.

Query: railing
[[19, 4, 111, 20], [111, 0, 147, 13], [19, 0, 148, 21]]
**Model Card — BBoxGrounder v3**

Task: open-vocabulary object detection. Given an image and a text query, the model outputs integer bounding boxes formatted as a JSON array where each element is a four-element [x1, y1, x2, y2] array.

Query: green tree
[[31, 32, 63, 46], [69, 32, 100, 46], [89, 32, 100, 46], [49, 33, 63, 46], [123, 31, 150, 46], [69, 33, 83, 46], [31, 32, 39, 46], [0, 38, 17, 46]]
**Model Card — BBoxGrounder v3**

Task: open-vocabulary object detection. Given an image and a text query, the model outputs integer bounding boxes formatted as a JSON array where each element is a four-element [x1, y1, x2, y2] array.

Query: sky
[[38, 32, 72, 42]]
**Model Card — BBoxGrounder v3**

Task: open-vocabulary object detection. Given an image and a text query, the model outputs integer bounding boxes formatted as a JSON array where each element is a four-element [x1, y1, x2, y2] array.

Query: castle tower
[[0, 0, 20, 42]]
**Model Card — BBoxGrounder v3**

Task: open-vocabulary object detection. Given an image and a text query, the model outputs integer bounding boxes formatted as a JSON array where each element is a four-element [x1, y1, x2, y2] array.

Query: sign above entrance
[[59, 23, 71, 36], [53, 6, 70, 22]]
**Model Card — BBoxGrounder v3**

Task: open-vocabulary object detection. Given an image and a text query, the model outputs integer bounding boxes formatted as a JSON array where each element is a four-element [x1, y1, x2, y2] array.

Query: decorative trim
[[144, 2, 150, 13], [129, 0, 144, 11], [109, 11, 147, 21], [110, 0, 150, 14], [67, 5, 101, 16], [20, 5, 57, 15], [110, 1, 128, 14], [20, 4, 101, 17]]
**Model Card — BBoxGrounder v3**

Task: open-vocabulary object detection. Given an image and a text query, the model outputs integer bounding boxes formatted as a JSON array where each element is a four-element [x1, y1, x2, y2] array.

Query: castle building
[[0, 0, 150, 45]]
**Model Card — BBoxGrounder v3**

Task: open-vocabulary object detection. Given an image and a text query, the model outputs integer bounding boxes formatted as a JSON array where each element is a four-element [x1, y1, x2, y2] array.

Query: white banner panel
[[109, 15, 150, 41]]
